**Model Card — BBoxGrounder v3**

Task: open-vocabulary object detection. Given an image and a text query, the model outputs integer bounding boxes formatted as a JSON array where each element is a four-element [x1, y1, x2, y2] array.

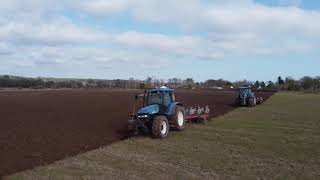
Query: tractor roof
[[239, 84, 252, 89], [239, 86, 251, 89], [146, 87, 174, 93]]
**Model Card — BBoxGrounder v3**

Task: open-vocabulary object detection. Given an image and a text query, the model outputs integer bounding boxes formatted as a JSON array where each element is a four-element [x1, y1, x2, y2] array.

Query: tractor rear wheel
[[172, 106, 185, 131], [152, 116, 169, 138]]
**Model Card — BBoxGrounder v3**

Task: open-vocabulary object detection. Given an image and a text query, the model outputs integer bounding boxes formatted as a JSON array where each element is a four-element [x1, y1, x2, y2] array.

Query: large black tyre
[[248, 98, 256, 107], [172, 105, 185, 131], [152, 116, 169, 138], [128, 119, 138, 136]]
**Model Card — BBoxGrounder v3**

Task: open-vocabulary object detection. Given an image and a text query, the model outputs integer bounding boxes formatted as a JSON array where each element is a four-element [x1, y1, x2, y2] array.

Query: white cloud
[[2, 46, 172, 74], [0, 22, 108, 46], [75, 0, 132, 15], [72, 0, 320, 35], [114, 32, 199, 55], [202, 4, 320, 35], [0, 0, 319, 79], [69, 0, 320, 55]]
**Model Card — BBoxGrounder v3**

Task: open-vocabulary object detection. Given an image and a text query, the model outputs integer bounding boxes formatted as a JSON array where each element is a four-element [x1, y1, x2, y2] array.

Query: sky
[[0, 0, 319, 82]]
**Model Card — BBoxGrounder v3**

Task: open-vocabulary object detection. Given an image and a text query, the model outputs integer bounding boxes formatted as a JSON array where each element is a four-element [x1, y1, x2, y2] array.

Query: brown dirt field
[[0, 89, 274, 177]]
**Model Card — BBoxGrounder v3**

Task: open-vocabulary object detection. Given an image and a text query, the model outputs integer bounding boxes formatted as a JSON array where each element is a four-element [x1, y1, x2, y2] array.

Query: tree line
[[0, 75, 319, 92], [234, 76, 320, 92], [0, 75, 143, 89]]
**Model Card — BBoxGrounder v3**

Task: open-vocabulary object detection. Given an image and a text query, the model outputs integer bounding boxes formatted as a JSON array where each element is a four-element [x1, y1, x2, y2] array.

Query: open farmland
[[0, 89, 273, 176], [7, 93, 320, 180]]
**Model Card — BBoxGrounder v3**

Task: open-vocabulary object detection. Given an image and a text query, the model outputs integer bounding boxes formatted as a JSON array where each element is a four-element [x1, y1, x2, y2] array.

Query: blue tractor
[[128, 87, 185, 138], [235, 86, 263, 107]]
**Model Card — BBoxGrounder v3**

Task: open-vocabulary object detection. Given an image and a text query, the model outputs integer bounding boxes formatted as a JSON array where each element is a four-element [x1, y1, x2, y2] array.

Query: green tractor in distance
[[235, 86, 263, 107]]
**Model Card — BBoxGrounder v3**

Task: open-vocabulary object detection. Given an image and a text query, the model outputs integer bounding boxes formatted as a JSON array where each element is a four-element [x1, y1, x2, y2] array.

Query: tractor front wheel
[[172, 106, 185, 131], [128, 119, 138, 136], [152, 116, 169, 138]]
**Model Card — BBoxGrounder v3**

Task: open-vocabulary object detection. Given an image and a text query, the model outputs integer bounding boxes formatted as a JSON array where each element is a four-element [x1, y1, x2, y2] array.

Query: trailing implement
[[128, 86, 210, 138]]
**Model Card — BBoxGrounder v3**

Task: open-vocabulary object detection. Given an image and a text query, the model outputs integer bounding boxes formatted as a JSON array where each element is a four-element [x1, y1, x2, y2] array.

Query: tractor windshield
[[239, 88, 252, 96], [147, 91, 172, 106], [148, 92, 162, 105]]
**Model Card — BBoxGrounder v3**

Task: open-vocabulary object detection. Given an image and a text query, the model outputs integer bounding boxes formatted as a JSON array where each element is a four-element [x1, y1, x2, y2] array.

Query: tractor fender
[[166, 102, 183, 119]]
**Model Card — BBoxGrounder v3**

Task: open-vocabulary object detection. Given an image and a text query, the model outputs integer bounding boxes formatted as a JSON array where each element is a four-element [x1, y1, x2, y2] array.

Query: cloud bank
[[0, 0, 319, 79]]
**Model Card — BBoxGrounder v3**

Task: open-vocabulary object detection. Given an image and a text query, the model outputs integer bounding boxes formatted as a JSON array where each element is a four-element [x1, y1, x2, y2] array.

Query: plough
[[184, 106, 210, 123]]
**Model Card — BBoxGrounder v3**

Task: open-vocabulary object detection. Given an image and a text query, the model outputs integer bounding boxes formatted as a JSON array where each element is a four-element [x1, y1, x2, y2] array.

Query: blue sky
[[0, 0, 319, 82]]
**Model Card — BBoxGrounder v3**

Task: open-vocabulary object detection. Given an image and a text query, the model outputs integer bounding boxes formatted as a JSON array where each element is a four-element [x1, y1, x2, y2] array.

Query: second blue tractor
[[235, 86, 263, 107]]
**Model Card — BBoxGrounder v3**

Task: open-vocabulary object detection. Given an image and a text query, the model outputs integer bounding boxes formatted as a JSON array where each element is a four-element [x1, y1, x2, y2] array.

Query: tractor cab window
[[163, 92, 172, 107], [240, 88, 251, 94], [147, 92, 162, 105], [147, 91, 172, 107]]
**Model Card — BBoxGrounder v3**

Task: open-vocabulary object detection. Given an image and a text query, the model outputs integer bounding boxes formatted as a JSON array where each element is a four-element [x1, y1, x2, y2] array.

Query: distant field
[[6, 92, 320, 179]]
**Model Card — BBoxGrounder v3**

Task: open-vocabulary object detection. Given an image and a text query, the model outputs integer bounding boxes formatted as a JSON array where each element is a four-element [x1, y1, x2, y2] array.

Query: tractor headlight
[[138, 115, 148, 118]]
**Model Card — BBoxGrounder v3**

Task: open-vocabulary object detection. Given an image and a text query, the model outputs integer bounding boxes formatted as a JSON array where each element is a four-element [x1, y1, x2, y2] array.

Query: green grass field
[[7, 93, 320, 180]]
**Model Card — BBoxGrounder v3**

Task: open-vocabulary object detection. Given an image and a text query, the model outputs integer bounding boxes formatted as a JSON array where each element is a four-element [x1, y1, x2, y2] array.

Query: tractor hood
[[137, 104, 160, 115]]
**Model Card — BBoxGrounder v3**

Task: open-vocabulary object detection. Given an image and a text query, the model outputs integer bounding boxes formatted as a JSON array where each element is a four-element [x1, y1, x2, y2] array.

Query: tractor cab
[[239, 86, 254, 98], [136, 87, 175, 116], [146, 88, 174, 107]]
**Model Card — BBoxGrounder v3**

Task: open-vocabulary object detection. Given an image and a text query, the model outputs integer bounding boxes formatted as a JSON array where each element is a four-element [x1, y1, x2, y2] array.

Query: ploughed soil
[[0, 89, 274, 177]]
